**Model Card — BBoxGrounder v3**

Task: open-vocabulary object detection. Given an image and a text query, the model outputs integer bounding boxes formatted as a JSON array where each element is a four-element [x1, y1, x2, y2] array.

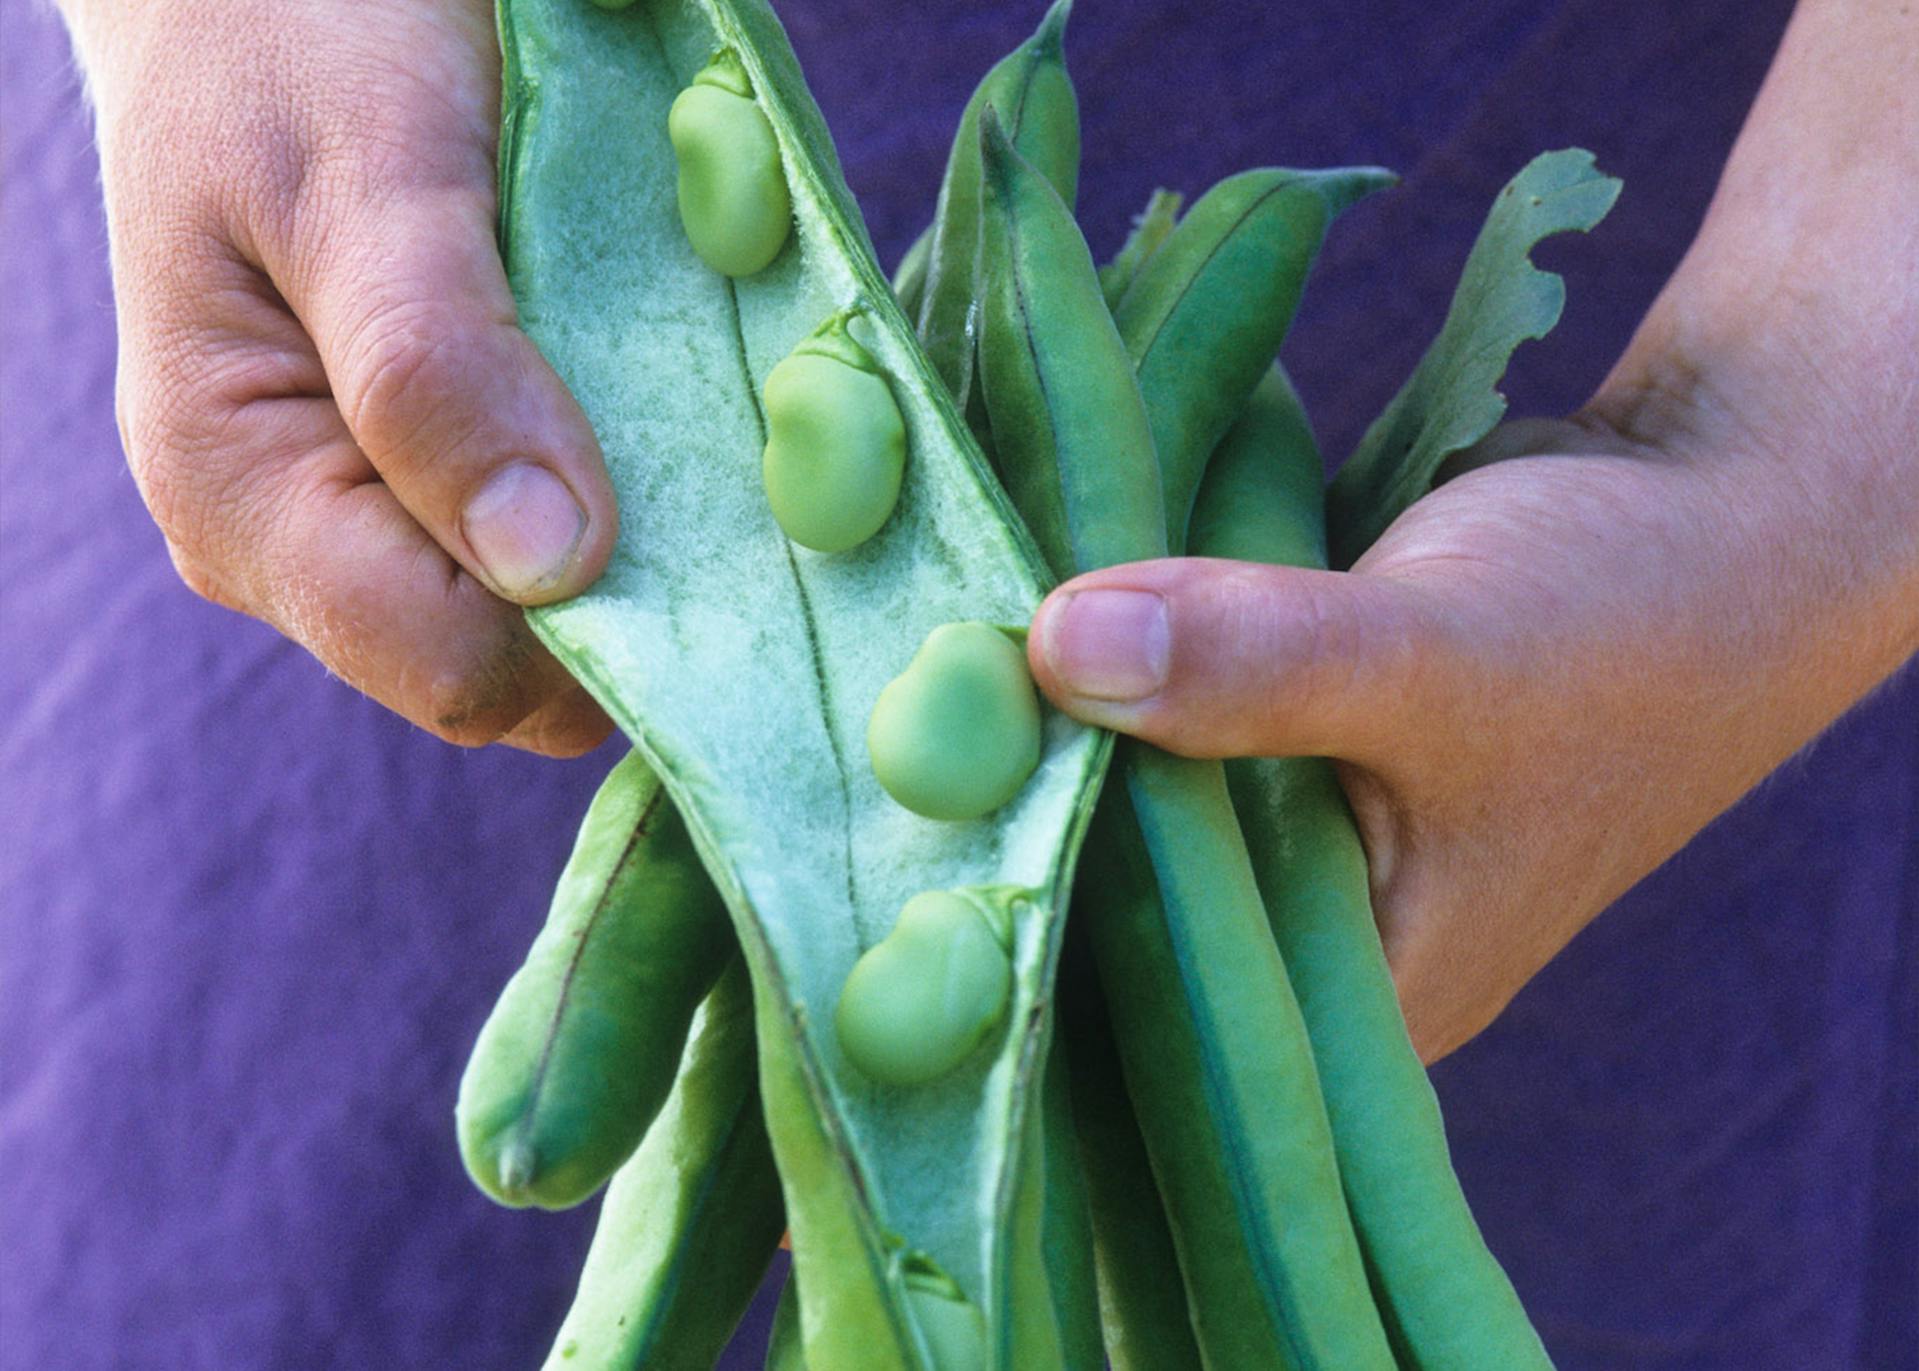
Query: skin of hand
[[58, 0, 617, 756], [1028, 0, 1919, 1062]]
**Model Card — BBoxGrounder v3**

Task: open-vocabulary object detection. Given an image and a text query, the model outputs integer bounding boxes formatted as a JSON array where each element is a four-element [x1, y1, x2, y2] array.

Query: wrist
[[1586, 0, 1919, 723]]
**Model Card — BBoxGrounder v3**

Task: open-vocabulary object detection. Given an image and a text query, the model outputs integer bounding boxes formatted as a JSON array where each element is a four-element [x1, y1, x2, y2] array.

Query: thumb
[[268, 182, 616, 606], [1027, 558, 1459, 762]]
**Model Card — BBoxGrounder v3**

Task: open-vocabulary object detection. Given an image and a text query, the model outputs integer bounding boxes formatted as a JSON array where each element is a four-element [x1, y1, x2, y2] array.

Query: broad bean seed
[[668, 49, 792, 277], [834, 889, 1013, 1086], [761, 311, 906, 553], [867, 622, 1042, 822], [904, 1265, 991, 1371]]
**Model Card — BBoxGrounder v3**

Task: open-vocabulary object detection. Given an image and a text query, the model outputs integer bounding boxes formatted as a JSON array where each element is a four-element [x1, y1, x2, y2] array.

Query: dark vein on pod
[[724, 278, 861, 921], [514, 780, 667, 1154], [636, 0, 859, 921], [1133, 754, 1309, 1368], [1127, 180, 1298, 367], [624, 1026, 759, 1364]]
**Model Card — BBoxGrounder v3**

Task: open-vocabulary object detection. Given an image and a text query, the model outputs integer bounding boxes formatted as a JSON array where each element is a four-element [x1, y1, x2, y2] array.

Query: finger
[[98, 51, 611, 756], [266, 180, 617, 606], [497, 679, 616, 758], [253, 424, 614, 755], [122, 302, 609, 755], [1026, 558, 1462, 762]]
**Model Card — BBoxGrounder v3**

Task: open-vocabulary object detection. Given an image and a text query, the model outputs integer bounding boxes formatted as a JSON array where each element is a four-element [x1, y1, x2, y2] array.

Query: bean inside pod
[[761, 311, 907, 553], [834, 889, 1015, 1087], [867, 622, 1042, 822], [667, 48, 792, 277]]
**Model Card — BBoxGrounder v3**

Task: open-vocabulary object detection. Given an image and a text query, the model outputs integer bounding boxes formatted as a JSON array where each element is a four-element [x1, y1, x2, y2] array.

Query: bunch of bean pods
[[458, 0, 1621, 1367]]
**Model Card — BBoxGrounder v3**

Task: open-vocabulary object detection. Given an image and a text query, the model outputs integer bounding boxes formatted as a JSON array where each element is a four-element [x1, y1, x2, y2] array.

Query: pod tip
[[497, 1138, 538, 1197], [1034, 0, 1073, 54]]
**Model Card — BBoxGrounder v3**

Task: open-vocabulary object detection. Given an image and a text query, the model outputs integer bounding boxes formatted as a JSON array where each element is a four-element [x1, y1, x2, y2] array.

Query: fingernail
[[1041, 590, 1170, 702], [462, 463, 588, 599]]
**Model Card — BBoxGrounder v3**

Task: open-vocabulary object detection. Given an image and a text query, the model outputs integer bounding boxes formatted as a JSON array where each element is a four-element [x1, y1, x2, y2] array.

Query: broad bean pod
[[1036, 1034, 1103, 1371], [975, 110, 1164, 576], [977, 116, 1395, 1371], [456, 749, 733, 1210], [1056, 937, 1205, 1371], [766, 1276, 805, 1371], [1112, 165, 1392, 552], [916, 1, 1080, 410], [891, 226, 934, 323], [497, 0, 1109, 1364], [1190, 367, 1555, 1370], [540, 959, 785, 1369], [1096, 187, 1182, 311]]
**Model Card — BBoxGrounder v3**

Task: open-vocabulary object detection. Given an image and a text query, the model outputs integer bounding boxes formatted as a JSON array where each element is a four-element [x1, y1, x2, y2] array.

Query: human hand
[[60, 0, 617, 755], [1031, 417, 1905, 1061], [1028, 0, 1919, 1061]]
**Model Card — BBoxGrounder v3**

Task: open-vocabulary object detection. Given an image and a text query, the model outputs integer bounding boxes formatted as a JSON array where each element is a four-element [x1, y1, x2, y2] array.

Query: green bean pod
[[541, 958, 785, 1370], [456, 749, 735, 1210], [668, 48, 793, 277], [1091, 751, 1396, 1371], [1113, 165, 1393, 552], [892, 226, 934, 321], [917, 0, 1080, 406], [1190, 368, 1555, 1370], [977, 116, 1394, 1371], [1183, 366, 1325, 570], [1097, 187, 1183, 311], [1057, 937, 1204, 1371], [976, 110, 1166, 575]]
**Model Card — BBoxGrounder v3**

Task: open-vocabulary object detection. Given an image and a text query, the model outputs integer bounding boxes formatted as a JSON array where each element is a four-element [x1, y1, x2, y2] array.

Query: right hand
[[62, 0, 618, 755]]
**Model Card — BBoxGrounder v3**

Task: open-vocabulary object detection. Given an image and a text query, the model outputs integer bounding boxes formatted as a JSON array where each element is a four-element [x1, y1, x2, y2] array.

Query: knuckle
[[406, 623, 540, 749], [340, 301, 485, 472], [119, 395, 206, 561]]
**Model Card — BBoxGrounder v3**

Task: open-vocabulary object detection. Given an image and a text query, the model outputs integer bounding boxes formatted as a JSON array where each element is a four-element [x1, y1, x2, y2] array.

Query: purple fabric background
[[3, 0, 1913, 1366]]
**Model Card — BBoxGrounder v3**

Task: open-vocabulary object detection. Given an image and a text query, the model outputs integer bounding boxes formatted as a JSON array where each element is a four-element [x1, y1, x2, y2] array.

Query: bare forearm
[[1594, 0, 1919, 701]]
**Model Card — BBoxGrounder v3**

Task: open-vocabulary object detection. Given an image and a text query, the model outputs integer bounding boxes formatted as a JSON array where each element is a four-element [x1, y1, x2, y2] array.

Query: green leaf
[[1326, 148, 1622, 566]]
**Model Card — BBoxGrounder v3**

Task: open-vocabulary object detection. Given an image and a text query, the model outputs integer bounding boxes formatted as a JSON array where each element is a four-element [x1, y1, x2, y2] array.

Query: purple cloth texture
[[2, 0, 1913, 1367]]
